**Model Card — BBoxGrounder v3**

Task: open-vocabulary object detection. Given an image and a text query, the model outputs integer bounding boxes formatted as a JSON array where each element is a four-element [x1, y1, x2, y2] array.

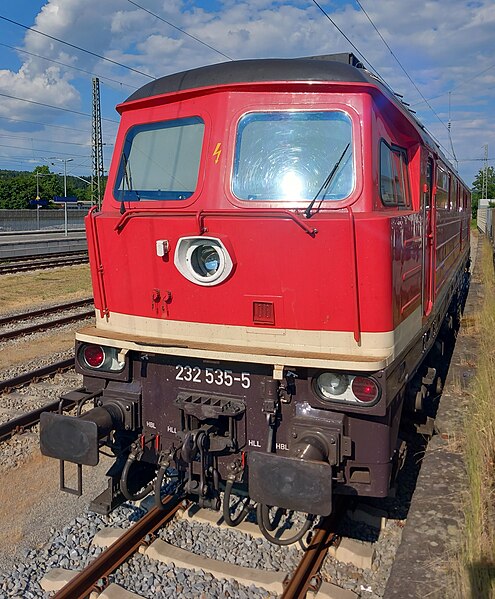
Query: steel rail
[[0, 297, 93, 327], [0, 256, 89, 275], [0, 309, 94, 342], [0, 253, 88, 275], [0, 250, 87, 264], [0, 357, 74, 394], [0, 396, 77, 443], [282, 501, 343, 599], [53, 495, 184, 599]]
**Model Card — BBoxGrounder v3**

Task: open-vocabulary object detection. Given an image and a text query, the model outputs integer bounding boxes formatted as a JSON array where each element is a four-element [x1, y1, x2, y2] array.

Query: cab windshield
[[114, 116, 204, 201], [232, 111, 353, 202]]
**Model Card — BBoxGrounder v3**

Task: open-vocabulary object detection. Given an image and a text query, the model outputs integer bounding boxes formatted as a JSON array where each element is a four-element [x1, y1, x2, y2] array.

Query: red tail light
[[83, 345, 105, 368], [352, 377, 379, 403]]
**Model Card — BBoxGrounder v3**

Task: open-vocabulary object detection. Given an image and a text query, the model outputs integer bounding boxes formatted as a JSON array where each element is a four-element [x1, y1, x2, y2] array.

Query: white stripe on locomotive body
[[78, 305, 423, 372]]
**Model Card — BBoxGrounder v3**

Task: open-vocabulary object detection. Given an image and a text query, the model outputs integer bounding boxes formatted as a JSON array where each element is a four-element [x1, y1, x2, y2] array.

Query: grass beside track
[[0, 264, 92, 314], [456, 237, 495, 597]]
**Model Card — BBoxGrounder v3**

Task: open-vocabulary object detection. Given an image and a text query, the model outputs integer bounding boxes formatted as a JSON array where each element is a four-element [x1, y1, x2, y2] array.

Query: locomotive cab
[[40, 53, 470, 543]]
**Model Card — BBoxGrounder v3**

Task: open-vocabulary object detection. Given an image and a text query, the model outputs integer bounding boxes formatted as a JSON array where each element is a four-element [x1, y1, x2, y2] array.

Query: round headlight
[[174, 236, 235, 286], [316, 372, 349, 399], [191, 245, 221, 277]]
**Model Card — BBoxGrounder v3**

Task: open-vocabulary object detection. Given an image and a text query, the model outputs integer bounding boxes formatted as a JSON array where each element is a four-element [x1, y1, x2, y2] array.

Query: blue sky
[[0, 0, 494, 187]]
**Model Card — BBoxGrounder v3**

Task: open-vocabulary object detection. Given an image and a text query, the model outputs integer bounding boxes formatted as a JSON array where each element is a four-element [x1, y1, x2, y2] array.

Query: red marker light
[[352, 377, 379, 403], [83, 344, 105, 368]]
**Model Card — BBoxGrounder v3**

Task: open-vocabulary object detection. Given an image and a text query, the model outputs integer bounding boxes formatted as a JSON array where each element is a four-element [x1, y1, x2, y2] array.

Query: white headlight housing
[[174, 236, 234, 286], [317, 373, 349, 398], [78, 344, 125, 372], [315, 372, 379, 405]]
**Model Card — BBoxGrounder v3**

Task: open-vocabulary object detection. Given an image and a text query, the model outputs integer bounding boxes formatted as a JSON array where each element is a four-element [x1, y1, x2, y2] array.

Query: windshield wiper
[[304, 143, 350, 219], [119, 151, 141, 214]]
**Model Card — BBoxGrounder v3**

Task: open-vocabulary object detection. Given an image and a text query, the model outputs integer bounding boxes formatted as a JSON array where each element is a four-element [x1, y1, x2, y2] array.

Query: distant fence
[[0, 208, 88, 232]]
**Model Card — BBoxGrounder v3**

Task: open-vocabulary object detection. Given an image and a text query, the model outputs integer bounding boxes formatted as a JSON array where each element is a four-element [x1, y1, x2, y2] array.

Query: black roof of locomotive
[[122, 53, 454, 171], [124, 53, 378, 103]]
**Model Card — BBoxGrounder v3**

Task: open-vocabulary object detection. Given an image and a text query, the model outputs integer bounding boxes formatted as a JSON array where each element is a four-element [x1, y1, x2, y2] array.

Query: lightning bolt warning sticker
[[213, 142, 222, 164]]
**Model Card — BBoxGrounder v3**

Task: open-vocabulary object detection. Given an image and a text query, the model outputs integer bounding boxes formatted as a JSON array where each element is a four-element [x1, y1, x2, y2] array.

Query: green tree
[[34, 165, 63, 204], [0, 166, 63, 208], [471, 166, 495, 219], [0, 167, 106, 208]]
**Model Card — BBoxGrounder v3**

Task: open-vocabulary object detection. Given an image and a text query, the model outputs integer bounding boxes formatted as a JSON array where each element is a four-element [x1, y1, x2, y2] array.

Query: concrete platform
[[0, 231, 87, 259], [0, 228, 85, 239], [383, 236, 481, 599]]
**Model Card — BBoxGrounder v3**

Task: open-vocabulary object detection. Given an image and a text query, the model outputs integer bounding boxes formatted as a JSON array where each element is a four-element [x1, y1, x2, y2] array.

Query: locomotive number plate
[[175, 364, 251, 389]]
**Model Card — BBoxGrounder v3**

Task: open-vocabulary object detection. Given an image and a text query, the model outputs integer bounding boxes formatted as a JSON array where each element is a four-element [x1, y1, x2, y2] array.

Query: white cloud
[[0, 0, 494, 182]]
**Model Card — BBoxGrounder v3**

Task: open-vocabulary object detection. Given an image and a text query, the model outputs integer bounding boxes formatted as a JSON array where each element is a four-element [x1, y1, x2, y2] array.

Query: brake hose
[[120, 449, 155, 502], [222, 479, 251, 527], [154, 464, 168, 509], [256, 503, 313, 546]]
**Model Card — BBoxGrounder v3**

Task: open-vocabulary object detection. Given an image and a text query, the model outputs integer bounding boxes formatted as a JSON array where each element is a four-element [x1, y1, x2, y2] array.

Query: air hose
[[256, 502, 313, 546], [154, 464, 168, 509], [222, 479, 251, 527], [120, 448, 155, 502]]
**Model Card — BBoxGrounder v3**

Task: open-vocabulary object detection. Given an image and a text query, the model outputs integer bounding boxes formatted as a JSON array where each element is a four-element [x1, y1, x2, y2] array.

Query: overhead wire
[[353, 0, 456, 161], [0, 157, 40, 166], [0, 13, 121, 174], [457, 157, 495, 163], [126, 0, 234, 61], [310, 0, 456, 161], [0, 142, 90, 158], [0, 14, 155, 80], [0, 4, 235, 174], [310, 0, 383, 78], [411, 61, 495, 107], [0, 133, 114, 149], [0, 91, 119, 124], [0, 153, 110, 169], [0, 42, 135, 90], [0, 114, 117, 134]]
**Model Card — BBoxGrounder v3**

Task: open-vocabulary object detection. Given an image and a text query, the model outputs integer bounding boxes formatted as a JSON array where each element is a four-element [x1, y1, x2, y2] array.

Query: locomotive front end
[[40, 55, 471, 543], [42, 334, 393, 535]]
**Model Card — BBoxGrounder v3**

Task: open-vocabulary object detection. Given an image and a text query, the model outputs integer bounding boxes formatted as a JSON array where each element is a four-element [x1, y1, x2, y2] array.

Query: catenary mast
[[91, 77, 104, 208]]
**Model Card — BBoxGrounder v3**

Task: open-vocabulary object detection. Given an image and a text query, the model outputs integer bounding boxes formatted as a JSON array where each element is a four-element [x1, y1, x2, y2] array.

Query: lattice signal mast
[[91, 77, 105, 208]]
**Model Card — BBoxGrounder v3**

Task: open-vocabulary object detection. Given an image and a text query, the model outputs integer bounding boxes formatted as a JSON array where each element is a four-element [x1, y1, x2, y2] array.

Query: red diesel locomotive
[[41, 53, 470, 543]]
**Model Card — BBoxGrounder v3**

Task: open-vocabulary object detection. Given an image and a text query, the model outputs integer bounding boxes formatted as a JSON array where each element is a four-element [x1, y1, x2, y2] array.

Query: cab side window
[[436, 165, 449, 210], [380, 141, 411, 208]]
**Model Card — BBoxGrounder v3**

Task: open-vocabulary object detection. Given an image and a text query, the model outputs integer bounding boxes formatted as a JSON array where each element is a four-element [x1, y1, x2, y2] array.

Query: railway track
[[0, 357, 75, 394], [0, 394, 77, 443], [0, 298, 94, 342], [0, 357, 75, 441], [0, 251, 88, 274], [49, 498, 344, 599], [0, 299, 94, 440], [282, 501, 343, 599], [52, 495, 185, 599]]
